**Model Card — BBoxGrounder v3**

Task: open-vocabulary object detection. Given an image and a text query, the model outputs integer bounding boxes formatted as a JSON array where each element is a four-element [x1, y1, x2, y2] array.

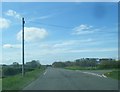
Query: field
[[2, 68, 45, 91]]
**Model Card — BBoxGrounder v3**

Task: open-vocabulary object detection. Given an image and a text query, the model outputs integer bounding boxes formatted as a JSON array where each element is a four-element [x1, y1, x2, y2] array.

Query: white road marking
[[76, 70, 107, 78], [102, 74, 107, 78], [44, 71, 47, 75], [83, 72, 103, 77]]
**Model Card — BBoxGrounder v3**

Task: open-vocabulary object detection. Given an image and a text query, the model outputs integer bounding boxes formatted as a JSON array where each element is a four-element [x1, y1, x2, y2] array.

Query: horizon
[[1, 2, 118, 65], [1, 57, 118, 65]]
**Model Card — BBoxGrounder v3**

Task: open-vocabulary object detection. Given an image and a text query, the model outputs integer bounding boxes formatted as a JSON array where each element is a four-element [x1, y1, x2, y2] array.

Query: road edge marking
[[44, 71, 47, 75], [75, 70, 107, 78], [102, 74, 107, 78], [83, 72, 103, 77]]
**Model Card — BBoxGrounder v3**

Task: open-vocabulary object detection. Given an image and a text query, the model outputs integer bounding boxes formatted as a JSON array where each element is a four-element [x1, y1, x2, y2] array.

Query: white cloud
[[36, 48, 69, 55], [53, 41, 75, 48], [37, 39, 117, 55], [53, 38, 93, 48], [3, 44, 13, 48], [27, 16, 50, 23], [3, 44, 21, 49], [72, 24, 97, 35], [5, 10, 21, 19], [33, 47, 117, 56], [27, 14, 55, 23], [0, 17, 10, 29], [39, 15, 52, 19], [69, 48, 117, 53], [36, 38, 95, 55], [17, 27, 48, 42]]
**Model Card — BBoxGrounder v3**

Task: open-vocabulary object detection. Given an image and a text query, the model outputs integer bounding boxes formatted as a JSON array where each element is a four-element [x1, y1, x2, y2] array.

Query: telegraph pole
[[22, 18, 25, 76]]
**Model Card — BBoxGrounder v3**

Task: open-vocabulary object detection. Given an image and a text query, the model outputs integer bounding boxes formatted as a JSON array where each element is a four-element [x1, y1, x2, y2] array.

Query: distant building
[[99, 58, 115, 62]]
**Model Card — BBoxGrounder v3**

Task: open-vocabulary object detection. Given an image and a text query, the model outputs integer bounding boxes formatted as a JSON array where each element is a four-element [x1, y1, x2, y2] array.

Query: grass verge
[[65, 66, 98, 70], [104, 70, 120, 80], [2, 68, 45, 91], [0, 79, 2, 91]]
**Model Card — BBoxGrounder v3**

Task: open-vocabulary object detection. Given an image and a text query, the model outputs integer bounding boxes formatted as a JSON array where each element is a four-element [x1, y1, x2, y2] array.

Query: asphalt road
[[23, 67, 118, 90]]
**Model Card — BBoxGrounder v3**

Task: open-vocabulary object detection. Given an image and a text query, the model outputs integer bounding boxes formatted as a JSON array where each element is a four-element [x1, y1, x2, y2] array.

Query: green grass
[[2, 68, 45, 91], [0, 79, 2, 91], [104, 70, 120, 80], [65, 66, 98, 70]]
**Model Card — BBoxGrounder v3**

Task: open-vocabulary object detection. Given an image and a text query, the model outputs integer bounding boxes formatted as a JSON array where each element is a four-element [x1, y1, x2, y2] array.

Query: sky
[[1, 2, 118, 65], [1, 0, 119, 2]]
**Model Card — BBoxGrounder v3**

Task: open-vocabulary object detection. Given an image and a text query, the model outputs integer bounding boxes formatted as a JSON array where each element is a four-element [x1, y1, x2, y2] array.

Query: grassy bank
[[104, 70, 120, 80], [65, 66, 98, 70], [64, 66, 118, 70], [0, 79, 2, 91], [2, 68, 45, 91]]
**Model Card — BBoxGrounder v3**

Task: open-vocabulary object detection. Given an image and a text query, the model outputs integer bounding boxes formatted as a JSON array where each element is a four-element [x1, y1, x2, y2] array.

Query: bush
[[2, 66, 37, 77], [98, 60, 120, 69], [25, 67, 35, 72], [3, 67, 21, 77], [26, 60, 41, 69]]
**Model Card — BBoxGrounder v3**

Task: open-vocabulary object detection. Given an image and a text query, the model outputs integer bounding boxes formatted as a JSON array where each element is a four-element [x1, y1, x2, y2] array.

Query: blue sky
[[1, 2, 118, 65]]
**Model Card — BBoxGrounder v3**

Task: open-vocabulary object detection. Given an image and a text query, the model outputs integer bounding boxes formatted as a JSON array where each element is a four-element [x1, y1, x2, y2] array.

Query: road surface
[[23, 67, 118, 90]]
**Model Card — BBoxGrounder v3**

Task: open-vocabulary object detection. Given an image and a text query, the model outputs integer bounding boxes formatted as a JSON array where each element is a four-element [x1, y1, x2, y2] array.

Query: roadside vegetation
[[1, 58, 120, 91], [52, 58, 120, 80], [65, 66, 98, 70], [2, 68, 45, 91], [104, 70, 120, 80], [52, 58, 120, 69], [0, 79, 2, 91], [0, 66, 2, 91], [2, 60, 46, 91]]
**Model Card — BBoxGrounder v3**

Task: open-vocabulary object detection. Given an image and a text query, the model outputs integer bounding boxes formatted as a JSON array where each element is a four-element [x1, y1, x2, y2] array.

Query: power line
[[29, 21, 73, 29], [27, 21, 117, 34]]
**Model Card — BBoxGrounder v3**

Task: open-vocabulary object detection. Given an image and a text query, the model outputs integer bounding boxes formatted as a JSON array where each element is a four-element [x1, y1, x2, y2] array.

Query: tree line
[[2, 58, 120, 77], [2, 60, 42, 77], [52, 58, 120, 69]]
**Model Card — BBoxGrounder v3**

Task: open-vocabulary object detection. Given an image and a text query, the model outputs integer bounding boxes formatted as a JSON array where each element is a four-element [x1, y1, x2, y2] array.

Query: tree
[[98, 59, 117, 69], [52, 62, 66, 68], [65, 61, 73, 66], [12, 62, 19, 68], [26, 60, 41, 69]]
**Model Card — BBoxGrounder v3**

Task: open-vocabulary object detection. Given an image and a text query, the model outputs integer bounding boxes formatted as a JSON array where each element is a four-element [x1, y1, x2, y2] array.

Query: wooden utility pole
[[22, 18, 25, 76]]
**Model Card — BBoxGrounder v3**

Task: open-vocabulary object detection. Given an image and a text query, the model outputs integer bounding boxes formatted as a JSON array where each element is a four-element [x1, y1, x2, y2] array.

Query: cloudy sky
[[1, 2, 118, 65]]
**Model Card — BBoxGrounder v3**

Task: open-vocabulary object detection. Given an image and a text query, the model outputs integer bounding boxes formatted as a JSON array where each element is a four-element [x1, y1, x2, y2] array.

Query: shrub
[[2, 67, 21, 77]]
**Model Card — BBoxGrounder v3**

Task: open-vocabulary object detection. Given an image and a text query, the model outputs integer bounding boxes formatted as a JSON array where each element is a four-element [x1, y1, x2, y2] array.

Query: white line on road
[[102, 74, 107, 78], [44, 71, 47, 75], [83, 72, 103, 77], [76, 70, 107, 78]]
